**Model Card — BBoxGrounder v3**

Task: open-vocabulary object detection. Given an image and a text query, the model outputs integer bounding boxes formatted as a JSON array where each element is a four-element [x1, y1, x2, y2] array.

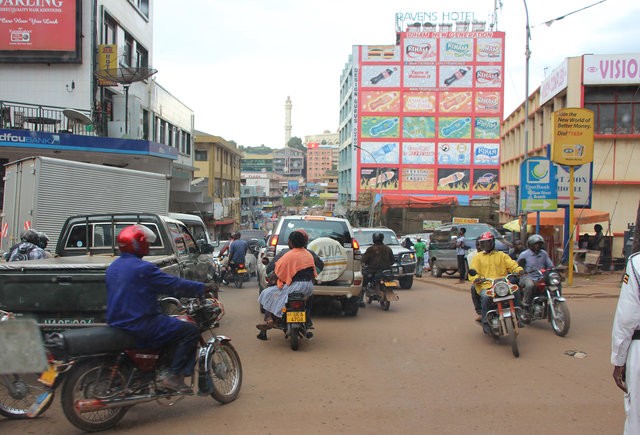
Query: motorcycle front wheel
[[506, 318, 520, 358], [550, 300, 571, 337], [0, 373, 53, 419], [60, 360, 129, 432], [209, 342, 243, 404]]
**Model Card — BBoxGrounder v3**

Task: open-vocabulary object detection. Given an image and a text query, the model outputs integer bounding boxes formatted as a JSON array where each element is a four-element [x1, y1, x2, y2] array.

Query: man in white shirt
[[611, 252, 640, 434]]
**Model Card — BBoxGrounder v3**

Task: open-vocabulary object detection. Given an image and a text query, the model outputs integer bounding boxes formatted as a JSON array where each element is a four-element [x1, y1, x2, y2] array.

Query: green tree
[[287, 136, 305, 153]]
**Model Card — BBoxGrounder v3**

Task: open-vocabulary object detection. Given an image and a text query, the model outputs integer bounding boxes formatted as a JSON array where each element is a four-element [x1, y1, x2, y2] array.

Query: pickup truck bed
[[0, 255, 177, 329], [0, 213, 216, 331]]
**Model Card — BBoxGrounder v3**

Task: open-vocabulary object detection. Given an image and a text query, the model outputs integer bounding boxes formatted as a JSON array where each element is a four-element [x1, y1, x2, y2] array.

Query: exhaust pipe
[[75, 391, 181, 413]]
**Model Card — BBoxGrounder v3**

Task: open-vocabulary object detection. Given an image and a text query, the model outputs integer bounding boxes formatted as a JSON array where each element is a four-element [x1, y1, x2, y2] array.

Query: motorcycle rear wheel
[[234, 274, 243, 288], [0, 373, 53, 419], [60, 360, 129, 432], [209, 342, 243, 404], [289, 325, 300, 351], [381, 298, 390, 311], [506, 318, 520, 358], [550, 300, 571, 337]]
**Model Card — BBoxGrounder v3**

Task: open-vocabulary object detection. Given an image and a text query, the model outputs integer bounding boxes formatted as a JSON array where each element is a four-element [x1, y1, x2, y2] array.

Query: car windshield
[[355, 229, 400, 246], [280, 219, 352, 246], [463, 224, 502, 240]]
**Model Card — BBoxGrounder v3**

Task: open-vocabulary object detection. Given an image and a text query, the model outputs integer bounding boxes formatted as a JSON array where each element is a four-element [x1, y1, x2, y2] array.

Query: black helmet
[[20, 229, 39, 245], [527, 234, 544, 249], [36, 232, 49, 249], [372, 232, 384, 244]]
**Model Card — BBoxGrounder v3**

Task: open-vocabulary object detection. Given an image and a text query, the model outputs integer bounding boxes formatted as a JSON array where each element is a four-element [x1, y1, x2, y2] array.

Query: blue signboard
[[519, 156, 558, 211]]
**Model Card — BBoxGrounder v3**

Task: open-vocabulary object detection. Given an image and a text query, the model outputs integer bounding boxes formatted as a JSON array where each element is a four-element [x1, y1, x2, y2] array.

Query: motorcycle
[[228, 262, 248, 288], [521, 269, 570, 336], [0, 309, 54, 419], [468, 269, 523, 358], [273, 292, 313, 351], [43, 296, 242, 432], [363, 267, 400, 311]]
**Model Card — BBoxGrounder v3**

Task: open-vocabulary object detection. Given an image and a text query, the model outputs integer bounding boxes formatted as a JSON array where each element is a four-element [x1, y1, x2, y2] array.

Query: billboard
[[0, 0, 82, 63], [355, 30, 505, 201]]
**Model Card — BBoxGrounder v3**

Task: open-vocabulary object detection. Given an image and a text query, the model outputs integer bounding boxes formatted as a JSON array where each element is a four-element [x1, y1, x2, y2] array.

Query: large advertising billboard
[[0, 0, 82, 63], [355, 30, 505, 205]]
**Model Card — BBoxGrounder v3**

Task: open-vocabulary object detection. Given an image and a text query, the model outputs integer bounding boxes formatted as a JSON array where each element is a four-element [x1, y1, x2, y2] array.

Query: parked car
[[428, 223, 512, 277], [257, 215, 363, 316], [353, 228, 417, 289]]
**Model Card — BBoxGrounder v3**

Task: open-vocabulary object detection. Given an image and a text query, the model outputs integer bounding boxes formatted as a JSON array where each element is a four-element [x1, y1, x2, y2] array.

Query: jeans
[[457, 254, 467, 281], [520, 276, 535, 306], [471, 285, 481, 314], [169, 321, 200, 377], [416, 257, 424, 276]]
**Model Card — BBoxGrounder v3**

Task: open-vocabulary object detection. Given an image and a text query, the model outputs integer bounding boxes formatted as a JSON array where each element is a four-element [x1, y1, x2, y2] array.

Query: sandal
[[256, 319, 274, 331]]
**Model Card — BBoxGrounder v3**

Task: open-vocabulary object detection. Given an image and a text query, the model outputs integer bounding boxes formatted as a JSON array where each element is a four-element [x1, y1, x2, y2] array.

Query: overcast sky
[[152, 0, 640, 148]]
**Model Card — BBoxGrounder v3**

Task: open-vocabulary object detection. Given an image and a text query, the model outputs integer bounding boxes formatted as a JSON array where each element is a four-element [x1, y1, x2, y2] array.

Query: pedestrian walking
[[413, 237, 427, 277]]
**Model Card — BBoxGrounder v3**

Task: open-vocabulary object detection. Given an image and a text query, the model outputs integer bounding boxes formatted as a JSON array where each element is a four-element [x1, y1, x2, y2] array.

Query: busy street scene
[[1, 0, 640, 433]]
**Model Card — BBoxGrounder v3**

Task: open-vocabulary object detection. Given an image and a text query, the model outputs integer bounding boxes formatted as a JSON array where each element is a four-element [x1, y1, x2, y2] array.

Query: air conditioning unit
[[111, 94, 143, 139]]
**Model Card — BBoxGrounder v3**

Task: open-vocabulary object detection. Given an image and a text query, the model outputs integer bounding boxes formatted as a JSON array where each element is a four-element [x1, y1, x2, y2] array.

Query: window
[[135, 44, 148, 69], [103, 14, 116, 44], [131, 0, 149, 18], [585, 86, 640, 134], [122, 33, 134, 67], [195, 150, 207, 161]]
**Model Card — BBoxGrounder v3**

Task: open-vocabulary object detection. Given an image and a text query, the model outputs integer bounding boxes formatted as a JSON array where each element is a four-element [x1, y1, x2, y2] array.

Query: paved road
[[0, 277, 626, 434]]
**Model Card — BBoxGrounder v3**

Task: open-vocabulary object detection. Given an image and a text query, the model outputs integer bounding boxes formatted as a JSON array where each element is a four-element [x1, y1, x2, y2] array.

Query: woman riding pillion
[[468, 231, 524, 335], [256, 230, 322, 340]]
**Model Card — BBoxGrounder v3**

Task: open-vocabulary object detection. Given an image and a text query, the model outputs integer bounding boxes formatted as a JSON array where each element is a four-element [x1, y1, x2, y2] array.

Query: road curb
[[418, 277, 620, 299]]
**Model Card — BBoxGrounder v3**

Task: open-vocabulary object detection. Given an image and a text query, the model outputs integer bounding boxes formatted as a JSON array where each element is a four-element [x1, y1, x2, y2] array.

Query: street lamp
[[520, 0, 532, 244], [354, 145, 382, 227]]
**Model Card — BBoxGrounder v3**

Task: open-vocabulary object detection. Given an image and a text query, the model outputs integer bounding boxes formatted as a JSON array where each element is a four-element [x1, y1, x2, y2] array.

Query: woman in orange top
[[257, 230, 318, 340]]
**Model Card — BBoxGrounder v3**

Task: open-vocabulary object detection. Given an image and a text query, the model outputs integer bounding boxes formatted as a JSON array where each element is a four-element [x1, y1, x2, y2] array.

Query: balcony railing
[[1, 100, 104, 136]]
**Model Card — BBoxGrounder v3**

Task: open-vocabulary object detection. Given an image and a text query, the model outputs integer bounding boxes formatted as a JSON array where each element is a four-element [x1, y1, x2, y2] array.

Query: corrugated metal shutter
[[33, 157, 169, 249]]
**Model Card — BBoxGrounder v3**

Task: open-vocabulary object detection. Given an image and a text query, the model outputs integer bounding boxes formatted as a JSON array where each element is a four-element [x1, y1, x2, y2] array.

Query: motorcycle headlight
[[548, 272, 561, 286], [494, 281, 510, 297], [400, 253, 415, 264]]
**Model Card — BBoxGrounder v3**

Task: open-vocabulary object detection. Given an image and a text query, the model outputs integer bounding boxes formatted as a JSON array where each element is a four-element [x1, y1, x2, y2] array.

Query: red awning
[[214, 219, 234, 226], [381, 195, 458, 211]]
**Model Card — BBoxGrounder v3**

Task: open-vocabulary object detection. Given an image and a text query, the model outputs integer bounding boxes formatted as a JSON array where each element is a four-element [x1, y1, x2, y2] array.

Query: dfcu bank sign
[[0, 129, 178, 159]]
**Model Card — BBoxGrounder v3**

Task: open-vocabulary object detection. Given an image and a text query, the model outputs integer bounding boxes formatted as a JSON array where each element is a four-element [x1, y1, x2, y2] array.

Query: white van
[[168, 213, 212, 244]]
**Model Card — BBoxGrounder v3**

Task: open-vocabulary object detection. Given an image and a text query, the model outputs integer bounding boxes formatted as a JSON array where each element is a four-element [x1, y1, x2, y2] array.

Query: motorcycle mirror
[[468, 269, 477, 276], [261, 257, 270, 265]]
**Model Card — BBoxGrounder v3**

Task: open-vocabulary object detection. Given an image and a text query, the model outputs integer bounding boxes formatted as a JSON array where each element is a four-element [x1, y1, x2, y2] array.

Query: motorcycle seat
[[59, 326, 139, 356]]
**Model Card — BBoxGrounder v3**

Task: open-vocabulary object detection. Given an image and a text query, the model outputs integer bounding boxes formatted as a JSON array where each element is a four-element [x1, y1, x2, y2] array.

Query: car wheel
[[342, 297, 359, 317], [399, 275, 413, 289]]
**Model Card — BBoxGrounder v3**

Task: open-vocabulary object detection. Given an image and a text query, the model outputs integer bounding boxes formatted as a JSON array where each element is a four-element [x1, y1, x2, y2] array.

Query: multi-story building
[[0, 1, 205, 214], [241, 152, 274, 173], [500, 53, 640, 260], [273, 147, 304, 177], [338, 21, 505, 215], [193, 131, 242, 239], [305, 131, 338, 183]]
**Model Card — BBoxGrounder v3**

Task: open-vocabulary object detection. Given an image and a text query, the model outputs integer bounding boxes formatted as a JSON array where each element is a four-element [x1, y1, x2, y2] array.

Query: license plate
[[237, 269, 247, 273], [384, 281, 398, 287], [41, 318, 95, 326], [286, 311, 306, 323], [38, 365, 58, 387]]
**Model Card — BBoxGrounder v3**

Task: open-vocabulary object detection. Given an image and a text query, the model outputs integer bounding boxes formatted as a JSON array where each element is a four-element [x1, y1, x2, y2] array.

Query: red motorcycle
[[521, 269, 570, 336], [43, 296, 242, 432]]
